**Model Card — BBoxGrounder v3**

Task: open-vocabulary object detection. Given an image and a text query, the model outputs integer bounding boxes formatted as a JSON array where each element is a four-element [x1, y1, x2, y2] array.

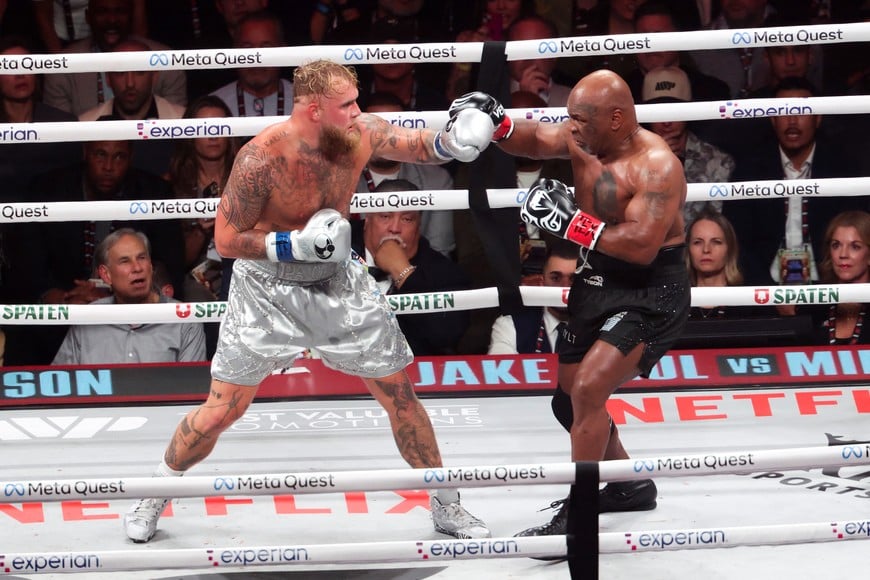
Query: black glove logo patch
[[314, 234, 335, 260], [523, 190, 564, 232]]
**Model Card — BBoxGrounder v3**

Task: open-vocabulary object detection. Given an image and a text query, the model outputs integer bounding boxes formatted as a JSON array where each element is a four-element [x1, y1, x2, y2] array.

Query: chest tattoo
[[592, 170, 619, 223]]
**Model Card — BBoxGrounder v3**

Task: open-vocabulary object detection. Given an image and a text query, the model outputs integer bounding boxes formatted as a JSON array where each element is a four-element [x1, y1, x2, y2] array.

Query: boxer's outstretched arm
[[497, 119, 571, 160]]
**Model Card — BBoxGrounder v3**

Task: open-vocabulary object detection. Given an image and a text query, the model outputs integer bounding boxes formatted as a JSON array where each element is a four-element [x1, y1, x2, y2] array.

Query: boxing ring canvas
[[1, 378, 867, 579]]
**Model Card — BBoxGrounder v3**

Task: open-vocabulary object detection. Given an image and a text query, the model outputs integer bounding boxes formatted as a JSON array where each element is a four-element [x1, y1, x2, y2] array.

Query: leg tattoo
[[164, 386, 248, 472], [374, 378, 442, 468]]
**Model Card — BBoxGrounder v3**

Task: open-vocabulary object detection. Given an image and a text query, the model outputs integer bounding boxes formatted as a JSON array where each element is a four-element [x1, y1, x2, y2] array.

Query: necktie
[[554, 322, 568, 353]]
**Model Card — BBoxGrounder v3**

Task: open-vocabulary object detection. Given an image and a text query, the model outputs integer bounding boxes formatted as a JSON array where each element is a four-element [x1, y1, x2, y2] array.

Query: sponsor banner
[[349, 190, 467, 213], [5, 346, 870, 408], [687, 177, 870, 203]]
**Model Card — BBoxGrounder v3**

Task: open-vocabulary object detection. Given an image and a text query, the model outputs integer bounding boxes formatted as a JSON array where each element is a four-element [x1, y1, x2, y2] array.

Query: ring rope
[[0, 284, 858, 322], [3, 177, 868, 224], [0, 282, 865, 323], [1, 444, 865, 503], [2, 22, 867, 73], [3, 95, 869, 143], [3, 525, 869, 575]]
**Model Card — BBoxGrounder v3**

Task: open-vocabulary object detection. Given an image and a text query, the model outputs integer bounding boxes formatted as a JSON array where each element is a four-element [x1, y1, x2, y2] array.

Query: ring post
[[568, 460, 600, 579]]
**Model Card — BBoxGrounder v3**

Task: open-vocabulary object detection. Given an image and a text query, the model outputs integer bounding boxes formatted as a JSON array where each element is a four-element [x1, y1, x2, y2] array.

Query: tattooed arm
[[213, 142, 274, 259], [593, 150, 687, 265], [359, 112, 461, 165]]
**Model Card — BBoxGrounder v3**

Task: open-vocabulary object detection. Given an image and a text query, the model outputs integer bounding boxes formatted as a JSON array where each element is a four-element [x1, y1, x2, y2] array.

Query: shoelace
[[538, 498, 567, 513], [132, 499, 167, 517]]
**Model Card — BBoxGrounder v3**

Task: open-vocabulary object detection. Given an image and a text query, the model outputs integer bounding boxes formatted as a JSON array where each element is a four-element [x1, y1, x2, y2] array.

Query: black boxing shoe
[[598, 479, 658, 513], [514, 497, 569, 561]]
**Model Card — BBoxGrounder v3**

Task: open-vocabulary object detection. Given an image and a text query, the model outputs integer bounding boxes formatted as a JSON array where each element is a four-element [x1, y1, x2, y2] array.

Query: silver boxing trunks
[[211, 257, 412, 386]]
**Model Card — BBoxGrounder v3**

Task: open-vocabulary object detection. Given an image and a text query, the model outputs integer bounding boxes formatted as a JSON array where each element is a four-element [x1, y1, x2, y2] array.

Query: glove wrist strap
[[432, 131, 454, 161], [265, 231, 294, 262], [492, 116, 514, 142], [566, 211, 605, 251]]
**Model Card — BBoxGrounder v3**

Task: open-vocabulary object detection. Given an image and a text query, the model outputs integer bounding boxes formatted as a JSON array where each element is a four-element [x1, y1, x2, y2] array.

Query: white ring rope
[[1, 22, 867, 73], [3, 524, 870, 575], [1, 444, 865, 502], [0, 283, 865, 324], [3, 95, 869, 143], [3, 177, 868, 224]]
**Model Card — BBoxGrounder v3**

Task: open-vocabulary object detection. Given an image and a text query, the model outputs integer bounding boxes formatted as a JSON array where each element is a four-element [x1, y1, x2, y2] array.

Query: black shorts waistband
[[579, 244, 687, 289]]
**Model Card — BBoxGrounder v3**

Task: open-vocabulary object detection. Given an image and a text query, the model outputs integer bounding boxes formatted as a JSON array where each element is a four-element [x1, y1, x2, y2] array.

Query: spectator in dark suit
[[352, 179, 471, 356], [723, 77, 867, 291], [488, 239, 577, 354]]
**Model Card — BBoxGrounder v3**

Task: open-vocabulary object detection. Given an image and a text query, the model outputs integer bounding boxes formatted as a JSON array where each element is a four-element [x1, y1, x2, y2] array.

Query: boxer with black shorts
[[123, 60, 506, 544], [457, 70, 690, 542]]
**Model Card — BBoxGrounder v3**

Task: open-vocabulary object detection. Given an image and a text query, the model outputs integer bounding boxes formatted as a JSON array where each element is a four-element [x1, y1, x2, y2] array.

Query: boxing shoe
[[599, 479, 658, 513], [431, 496, 491, 539], [514, 479, 658, 553], [124, 497, 170, 543]]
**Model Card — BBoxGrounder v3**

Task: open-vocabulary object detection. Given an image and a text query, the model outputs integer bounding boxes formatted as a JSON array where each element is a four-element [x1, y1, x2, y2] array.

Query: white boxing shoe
[[124, 498, 170, 543], [431, 496, 491, 539]]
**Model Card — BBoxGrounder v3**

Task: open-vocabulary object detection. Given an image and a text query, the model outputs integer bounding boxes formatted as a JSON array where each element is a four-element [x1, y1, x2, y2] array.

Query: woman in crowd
[[814, 210, 870, 345], [166, 95, 239, 301], [685, 210, 760, 319]]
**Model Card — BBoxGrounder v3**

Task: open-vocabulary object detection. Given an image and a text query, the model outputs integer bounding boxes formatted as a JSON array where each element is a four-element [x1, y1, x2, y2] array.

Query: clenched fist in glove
[[265, 208, 351, 262], [433, 108, 495, 162], [449, 91, 514, 142], [520, 178, 606, 250]]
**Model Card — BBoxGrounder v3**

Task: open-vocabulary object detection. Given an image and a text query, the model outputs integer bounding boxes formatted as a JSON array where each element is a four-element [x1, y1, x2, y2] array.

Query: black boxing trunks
[[558, 244, 690, 377]]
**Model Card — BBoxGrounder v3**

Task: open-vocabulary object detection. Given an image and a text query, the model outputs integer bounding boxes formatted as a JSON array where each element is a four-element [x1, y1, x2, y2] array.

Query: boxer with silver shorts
[[122, 60, 511, 544]]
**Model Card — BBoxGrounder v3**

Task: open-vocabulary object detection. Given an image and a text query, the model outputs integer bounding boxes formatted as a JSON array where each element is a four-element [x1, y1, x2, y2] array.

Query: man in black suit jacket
[[3, 139, 185, 365], [352, 179, 470, 356], [723, 77, 867, 287]]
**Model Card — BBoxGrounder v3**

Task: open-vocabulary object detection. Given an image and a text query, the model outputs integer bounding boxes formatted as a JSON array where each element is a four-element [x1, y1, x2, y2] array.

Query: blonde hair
[[685, 210, 744, 286], [818, 210, 870, 283], [293, 59, 358, 102]]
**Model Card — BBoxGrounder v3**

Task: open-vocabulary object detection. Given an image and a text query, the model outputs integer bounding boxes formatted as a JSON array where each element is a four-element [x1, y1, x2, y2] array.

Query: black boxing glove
[[520, 178, 605, 250], [448, 91, 514, 142]]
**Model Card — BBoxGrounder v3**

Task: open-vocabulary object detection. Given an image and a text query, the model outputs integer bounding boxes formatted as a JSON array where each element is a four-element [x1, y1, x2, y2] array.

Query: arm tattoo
[[220, 143, 273, 230], [643, 167, 670, 220], [645, 190, 668, 219], [362, 114, 430, 163]]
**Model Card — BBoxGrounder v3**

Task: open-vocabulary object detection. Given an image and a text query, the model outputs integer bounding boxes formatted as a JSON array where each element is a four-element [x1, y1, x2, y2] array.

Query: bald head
[[576, 70, 636, 111], [567, 70, 639, 156]]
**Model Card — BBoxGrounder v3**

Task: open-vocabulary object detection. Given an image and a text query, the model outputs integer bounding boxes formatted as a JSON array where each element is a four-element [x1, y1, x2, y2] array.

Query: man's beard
[[320, 124, 360, 161]]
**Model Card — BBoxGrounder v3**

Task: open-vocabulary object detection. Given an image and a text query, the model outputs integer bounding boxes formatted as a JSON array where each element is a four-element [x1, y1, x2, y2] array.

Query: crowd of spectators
[[0, 0, 869, 366]]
